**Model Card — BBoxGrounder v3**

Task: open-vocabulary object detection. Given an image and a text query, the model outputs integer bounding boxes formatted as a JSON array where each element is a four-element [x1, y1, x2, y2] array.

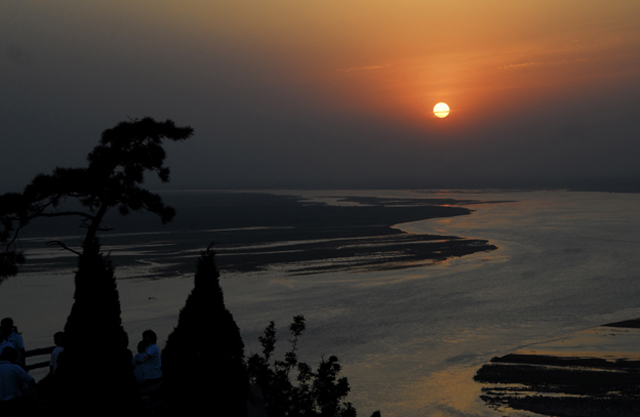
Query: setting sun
[[433, 102, 450, 118]]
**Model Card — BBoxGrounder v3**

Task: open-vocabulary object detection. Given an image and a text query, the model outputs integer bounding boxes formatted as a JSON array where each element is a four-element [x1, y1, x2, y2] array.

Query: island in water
[[475, 319, 640, 417]]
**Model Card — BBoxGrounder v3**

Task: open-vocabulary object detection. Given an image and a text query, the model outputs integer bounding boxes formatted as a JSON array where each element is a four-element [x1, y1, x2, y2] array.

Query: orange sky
[[179, 1, 640, 119], [174, 1, 640, 150], [2, 1, 640, 189]]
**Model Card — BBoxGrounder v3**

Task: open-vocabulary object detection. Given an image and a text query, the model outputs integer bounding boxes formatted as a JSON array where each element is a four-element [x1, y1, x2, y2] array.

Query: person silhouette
[[132, 341, 148, 385], [133, 330, 162, 388], [0, 318, 25, 367], [0, 347, 35, 415], [49, 332, 65, 375], [0, 329, 13, 357]]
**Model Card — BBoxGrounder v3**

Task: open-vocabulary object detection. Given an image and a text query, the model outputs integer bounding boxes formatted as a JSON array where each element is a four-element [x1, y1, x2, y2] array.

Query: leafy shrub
[[247, 316, 356, 417]]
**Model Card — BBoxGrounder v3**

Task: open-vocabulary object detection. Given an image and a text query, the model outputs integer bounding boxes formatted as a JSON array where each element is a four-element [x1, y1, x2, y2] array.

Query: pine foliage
[[162, 247, 248, 416], [0, 117, 193, 281], [55, 238, 139, 414]]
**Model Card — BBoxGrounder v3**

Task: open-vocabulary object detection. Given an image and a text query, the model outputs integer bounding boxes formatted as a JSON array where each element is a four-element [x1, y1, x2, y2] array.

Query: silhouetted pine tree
[[0, 117, 193, 282], [162, 247, 248, 416], [0, 118, 193, 413], [54, 238, 139, 415]]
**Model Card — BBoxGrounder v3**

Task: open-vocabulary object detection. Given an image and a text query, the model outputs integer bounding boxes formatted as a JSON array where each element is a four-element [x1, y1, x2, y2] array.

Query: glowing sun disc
[[433, 102, 450, 118]]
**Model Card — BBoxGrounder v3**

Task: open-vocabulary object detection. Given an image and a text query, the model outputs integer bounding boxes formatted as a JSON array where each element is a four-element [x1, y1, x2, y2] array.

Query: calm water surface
[[3, 190, 640, 417]]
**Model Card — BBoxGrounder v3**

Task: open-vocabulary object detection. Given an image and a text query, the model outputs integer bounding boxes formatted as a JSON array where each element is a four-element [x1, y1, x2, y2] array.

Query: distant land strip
[[17, 192, 502, 278], [208, 193, 499, 274]]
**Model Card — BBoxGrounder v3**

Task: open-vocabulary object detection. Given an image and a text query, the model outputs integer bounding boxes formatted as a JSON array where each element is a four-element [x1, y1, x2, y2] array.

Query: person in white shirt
[[0, 347, 34, 415], [0, 329, 13, 356], [49, 332, 65, 375], [1, 318, 25, 366], [133, 330, 162, 388]]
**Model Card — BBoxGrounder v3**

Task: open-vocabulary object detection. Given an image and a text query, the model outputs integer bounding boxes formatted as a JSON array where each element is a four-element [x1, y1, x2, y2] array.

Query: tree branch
[[34, 211, 96, 221], [46, 241, 82, 256]]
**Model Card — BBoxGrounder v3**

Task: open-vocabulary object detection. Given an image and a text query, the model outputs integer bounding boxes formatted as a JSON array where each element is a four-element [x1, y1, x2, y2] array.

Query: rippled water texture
[[3, 190, 640, 417]]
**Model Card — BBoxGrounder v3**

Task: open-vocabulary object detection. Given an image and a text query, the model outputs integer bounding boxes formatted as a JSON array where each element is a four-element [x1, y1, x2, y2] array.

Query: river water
[[3, 190, 640, 417]]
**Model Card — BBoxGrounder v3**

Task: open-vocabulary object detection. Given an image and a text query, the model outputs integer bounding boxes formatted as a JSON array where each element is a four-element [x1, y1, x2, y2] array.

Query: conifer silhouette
[[54, 238, 139, 414], [162, 246, 248, 416], [0, 118, 192, 414]]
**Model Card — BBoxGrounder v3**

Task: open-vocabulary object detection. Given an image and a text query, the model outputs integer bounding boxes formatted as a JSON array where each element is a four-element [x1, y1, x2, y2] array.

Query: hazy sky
[[2, 1, 640, 190]]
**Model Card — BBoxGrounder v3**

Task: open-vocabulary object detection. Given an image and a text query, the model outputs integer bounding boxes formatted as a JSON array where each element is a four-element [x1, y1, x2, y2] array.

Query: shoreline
[[6, 190, 640, 416], [474, 320, 640, 416], [16, 191, 499, 278]]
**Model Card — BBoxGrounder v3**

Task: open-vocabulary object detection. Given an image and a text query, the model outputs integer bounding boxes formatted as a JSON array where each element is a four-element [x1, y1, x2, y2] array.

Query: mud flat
[[474, 319, 640, 417]]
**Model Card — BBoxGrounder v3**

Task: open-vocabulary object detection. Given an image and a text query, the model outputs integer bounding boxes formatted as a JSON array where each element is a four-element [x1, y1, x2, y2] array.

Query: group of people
[[0, 318, 33, 415], [0, 319, 162, 414]]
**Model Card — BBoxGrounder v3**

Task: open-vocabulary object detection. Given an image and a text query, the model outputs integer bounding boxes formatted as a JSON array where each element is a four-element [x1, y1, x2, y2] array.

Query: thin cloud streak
[[337, 64, 391, 73], [499, 62, 542, 70], [1, 1, 640, 191]]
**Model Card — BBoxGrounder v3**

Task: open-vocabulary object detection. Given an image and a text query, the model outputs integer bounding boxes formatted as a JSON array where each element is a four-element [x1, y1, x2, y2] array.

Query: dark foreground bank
[[474, 319, 640, 417]]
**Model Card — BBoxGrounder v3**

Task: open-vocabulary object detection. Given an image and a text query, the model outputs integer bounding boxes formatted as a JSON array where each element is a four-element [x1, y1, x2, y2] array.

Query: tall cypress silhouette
[[162, 247, 248, 416], [55, 238, 139, 414], [0, 118, 193, 413]]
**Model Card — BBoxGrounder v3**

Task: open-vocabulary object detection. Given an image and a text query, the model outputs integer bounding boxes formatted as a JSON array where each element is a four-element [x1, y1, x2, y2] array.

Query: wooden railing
[[25, 346, 55, 372]]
